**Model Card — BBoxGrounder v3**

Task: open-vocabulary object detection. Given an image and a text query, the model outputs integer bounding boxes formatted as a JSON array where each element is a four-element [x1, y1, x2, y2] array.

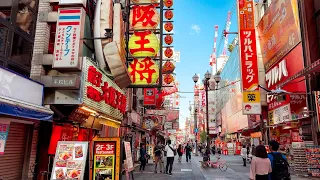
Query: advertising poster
[[50, 141, 88, 180], [314, 91, 320, 131], [124, 142, 134, 172], [0, 123, 9, 155], [93, 137, 121, 180], [143, 88, 156, 106]]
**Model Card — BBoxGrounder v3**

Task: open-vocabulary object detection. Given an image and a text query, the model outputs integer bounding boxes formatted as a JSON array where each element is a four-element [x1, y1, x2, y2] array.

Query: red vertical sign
[[144, 88, 156, 106]]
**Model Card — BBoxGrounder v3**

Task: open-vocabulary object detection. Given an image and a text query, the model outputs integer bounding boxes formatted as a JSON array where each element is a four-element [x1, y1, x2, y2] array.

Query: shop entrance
[[0, 122, 31, 180]]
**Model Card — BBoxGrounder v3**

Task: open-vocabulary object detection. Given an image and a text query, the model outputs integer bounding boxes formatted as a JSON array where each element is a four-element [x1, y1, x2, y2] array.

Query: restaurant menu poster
[[0, 123, 10, 155], [50, 141, 88, 180], [93, 141, 116, 180]]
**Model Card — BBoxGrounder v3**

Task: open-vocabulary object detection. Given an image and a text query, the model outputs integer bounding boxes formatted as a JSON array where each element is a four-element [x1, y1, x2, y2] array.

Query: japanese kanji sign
[[128, 31, 159, 58], [53, 8, 85, 69], [127, 57, 159, 85], [130, 5, 160, 30], [144, 88, 156, 106], [238, 0, 261, 115]]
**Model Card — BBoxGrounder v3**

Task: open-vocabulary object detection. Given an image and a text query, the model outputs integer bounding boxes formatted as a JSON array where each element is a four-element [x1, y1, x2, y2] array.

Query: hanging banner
[[50, 141, 88, 180], [238, 0, 261, 115], [53, 8, 85, 69], [93, 137, 121, 180], [124, 142, 134, 172], [144, 88, 156, 106], [314, 91, 320, 131], [0, 123, 10, 155]]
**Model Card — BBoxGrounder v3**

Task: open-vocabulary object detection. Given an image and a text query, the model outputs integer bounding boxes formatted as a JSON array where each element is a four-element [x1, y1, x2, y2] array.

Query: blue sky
[[172, 0, 238, 128]]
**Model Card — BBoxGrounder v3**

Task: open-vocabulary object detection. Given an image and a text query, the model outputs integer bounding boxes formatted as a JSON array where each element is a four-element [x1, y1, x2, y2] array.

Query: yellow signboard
[[243, 91, 261, 103]]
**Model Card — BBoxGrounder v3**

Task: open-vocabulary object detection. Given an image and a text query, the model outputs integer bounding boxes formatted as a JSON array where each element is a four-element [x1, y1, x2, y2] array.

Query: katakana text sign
[[238, 0, 261, 115], [128, 57, 159, 85], [130, 5, 160, 30], [53, 8, 85, 69]]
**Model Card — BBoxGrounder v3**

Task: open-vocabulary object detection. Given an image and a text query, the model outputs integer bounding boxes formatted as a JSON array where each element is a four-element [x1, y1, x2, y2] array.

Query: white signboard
[[59, 0, 87, 6], [124, 142, 134, 172], [53, 8, 85, 69], [51, 141, 88, 180], [242, 102, 262, 115], [0, 67, 43, 105], [272, 104, 291, 124], [164, 122, 172, 130]]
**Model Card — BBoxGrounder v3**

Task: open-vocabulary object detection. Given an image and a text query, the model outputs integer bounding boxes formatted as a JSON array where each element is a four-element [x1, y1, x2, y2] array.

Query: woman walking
[[139, 143, 147, 173], [177, 144, 183, 162], [249, 145, 272, 180]]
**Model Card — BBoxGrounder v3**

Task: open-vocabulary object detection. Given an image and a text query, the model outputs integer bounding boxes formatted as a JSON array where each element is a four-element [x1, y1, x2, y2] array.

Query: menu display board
[[124, 142, 134, 172], [93, 137, 121, 180], [51, 141, 88, 180], [306, 146, 320, 177], [0, 123, 9, 155]]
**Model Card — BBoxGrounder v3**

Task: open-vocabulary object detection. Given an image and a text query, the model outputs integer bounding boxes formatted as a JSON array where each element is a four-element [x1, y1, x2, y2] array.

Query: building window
[[9, 33, 33, 70], [16, 0, 37, 35]]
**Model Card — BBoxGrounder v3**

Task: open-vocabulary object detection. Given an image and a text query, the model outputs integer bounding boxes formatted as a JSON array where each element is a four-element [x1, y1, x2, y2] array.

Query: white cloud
[[191, 24, 201, 34]]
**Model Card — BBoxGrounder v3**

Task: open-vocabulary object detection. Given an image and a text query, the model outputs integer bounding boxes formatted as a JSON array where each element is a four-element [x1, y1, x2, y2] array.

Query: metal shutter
[[0, 122, 29, 180]]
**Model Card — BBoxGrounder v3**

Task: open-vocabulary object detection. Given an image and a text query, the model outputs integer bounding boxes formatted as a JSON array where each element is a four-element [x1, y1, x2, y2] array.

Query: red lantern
[[164, 74, 174, 84], [165, 10, 173, 20], [164, 0, 173, 8], [164, 35, 173, 45], [164, 47, 173, 58], [164, 22, 173, 32], [162, 61, 175, 74]]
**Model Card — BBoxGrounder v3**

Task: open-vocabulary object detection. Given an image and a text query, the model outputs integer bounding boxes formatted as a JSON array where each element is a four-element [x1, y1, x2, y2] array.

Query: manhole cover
[[181, 169, 192, 172]]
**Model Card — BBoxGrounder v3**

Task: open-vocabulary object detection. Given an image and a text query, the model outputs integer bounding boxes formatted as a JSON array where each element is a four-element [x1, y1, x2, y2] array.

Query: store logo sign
[[266, 59, 288, 88]]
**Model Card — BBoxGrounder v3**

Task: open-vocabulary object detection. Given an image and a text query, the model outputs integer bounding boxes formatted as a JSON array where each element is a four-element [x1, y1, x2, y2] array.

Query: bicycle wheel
[[219, 163, 228, 171], [201, 162, 208, 169]]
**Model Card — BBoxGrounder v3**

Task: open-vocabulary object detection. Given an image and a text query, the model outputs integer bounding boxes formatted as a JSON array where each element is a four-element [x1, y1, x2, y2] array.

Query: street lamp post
[[192, 73, 199, 156]]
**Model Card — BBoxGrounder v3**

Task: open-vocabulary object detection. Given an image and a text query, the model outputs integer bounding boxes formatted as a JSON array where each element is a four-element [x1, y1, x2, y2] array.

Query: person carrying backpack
[[268, 141, 290, 180], [165, 140, 176, 175]]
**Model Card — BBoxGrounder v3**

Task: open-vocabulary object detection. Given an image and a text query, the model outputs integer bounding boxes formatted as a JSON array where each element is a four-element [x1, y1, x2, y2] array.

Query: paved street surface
[[123, 155, 314, 180]]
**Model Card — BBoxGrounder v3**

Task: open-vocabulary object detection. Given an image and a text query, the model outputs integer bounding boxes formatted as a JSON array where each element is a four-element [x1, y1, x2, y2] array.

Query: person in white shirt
[[241, 145, 248, 166], [165, 139, 176, 175]]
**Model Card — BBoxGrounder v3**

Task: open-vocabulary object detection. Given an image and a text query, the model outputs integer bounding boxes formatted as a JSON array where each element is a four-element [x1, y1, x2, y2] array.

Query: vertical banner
[[93, 138, 121, 180], [0, 123, 10, 154], [144, 88, 156, 106], [314, 91, 320, 131], [124, 142, 134, 172], [53, 8, 85, 69], [238, 0, 261, 115]]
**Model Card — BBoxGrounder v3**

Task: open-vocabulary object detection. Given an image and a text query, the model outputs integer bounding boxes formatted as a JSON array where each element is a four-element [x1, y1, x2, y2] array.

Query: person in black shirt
[[185, 143, 192, 162], [154, 141, 163, 173]]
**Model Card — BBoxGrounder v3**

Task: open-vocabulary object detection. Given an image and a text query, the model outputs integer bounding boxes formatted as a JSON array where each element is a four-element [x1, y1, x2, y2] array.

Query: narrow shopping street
[[127, 155, 313, 180]]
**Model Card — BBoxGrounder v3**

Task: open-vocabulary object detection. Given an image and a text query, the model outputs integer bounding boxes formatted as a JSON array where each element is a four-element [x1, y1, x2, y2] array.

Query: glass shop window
[[16, 0, 36, 35], [9, 33, 32, 70]]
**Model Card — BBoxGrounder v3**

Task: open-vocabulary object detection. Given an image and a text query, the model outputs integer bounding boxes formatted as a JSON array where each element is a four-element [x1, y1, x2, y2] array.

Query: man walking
[[165, 140, 176, 175], [185, 143, 192, 162], [268, 140, 290, 180], [154, 141, 163, 173]]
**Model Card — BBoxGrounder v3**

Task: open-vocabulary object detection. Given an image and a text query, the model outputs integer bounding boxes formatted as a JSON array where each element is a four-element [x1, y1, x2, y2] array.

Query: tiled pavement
[[121, 155, 315, 180]]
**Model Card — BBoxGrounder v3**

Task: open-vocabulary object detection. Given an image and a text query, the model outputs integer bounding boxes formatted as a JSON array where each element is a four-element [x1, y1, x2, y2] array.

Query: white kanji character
[[244, 38, 252, 45], [247, 68, 254, 75], [244, 31, 252, 38], [246, 75, 253, 83]]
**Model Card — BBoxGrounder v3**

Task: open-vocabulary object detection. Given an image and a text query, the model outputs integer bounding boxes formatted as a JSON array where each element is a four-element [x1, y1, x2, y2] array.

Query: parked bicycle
[[199, 155, 228, 171]]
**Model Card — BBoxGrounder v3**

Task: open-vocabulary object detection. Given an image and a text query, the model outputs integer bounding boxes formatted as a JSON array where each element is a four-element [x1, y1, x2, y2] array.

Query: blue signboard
[[0, 123, 9, 154]]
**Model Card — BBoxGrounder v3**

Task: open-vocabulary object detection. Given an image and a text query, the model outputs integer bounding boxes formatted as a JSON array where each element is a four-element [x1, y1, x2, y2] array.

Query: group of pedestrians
[[139, 140, 193, 175], [247, 141, 290, 180]]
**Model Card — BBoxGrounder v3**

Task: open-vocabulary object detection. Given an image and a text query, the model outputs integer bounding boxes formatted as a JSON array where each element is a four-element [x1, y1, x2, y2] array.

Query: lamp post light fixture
[[192, 73, 199, 156]]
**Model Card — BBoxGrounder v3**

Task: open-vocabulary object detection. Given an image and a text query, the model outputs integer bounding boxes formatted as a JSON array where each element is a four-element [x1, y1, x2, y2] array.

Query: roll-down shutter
[[0, 122, 30, 180]]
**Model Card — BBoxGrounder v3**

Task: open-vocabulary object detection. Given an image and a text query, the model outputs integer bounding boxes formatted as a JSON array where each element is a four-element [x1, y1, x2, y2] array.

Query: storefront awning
[[0, 96, 53, 121]]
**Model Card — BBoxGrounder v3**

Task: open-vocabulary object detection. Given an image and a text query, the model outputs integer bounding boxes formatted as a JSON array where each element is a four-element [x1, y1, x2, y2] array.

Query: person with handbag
[[165, 140, 176, 175]]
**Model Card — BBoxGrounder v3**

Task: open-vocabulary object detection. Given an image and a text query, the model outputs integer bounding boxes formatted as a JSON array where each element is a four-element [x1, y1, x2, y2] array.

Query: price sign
[[0, 124, 9, 155]]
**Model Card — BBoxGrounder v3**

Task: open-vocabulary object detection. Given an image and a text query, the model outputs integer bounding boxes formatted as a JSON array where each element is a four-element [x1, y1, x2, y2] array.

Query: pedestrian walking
[[241, 145, 247, 166], [268, 141, 290, 180], [249, 145, 272, 180], [185, 143, 192, 162], [154, 141, 163, 173], [177, 144, 183, 162], [165, 140, 176, 175], [139, 143, 147, 173]]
